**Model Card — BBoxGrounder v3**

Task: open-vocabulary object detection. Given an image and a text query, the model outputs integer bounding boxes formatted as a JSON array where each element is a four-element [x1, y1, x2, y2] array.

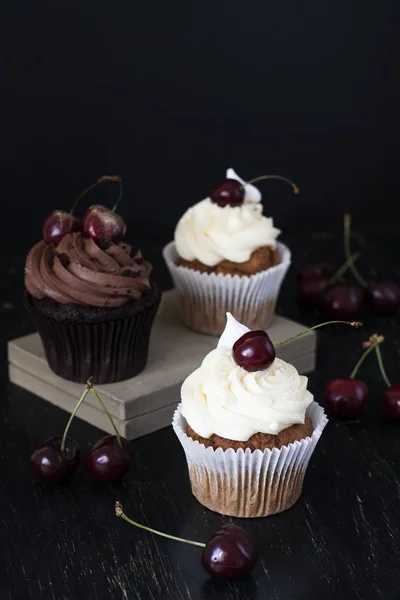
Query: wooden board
[[7, 290, 316, 439]]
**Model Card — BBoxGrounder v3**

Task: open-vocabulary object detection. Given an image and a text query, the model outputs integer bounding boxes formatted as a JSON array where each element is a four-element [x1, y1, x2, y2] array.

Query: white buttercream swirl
[[174, 168, 281, 267], [181, 313, 313, 441]]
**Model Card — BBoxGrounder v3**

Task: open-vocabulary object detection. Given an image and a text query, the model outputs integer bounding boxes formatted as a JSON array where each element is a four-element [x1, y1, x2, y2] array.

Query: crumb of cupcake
[[97, 236, 113, 251], [185, 414, 313, 452], [176, 246, 280, 276], [58, 253, 70, 268]]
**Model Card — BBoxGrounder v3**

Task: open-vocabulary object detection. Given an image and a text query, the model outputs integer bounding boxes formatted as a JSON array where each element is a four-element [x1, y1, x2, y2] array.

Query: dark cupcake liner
[[24, 289, 161, 384]]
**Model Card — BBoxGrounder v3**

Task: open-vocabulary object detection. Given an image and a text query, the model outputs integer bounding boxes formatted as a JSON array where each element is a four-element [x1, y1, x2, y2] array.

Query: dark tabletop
[[1, 228, 400, 600]]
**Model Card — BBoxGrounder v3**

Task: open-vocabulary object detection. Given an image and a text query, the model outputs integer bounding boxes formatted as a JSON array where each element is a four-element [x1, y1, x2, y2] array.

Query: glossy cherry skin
[[322, 284, 364, 319], [210, 179, 245, 207], [324, 378, 369, 417], [29, 446, 68, 484], [43, 436, 80, 477], [42, 210, 81, 245], [86, 435, 131, 482], [368, 281, 400, 315], [298, 261, 334, 281], [381, 384, 400, 420], [82, 205, 127, 244], [201, 524, 257, 580], [298, 276, 331, 304], [233, 330, 276, 372]]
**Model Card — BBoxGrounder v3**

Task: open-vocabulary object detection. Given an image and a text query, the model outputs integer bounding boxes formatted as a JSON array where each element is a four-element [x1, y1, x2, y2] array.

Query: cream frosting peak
[[181, 314, 313, 441], [174, 168, 280, 267]]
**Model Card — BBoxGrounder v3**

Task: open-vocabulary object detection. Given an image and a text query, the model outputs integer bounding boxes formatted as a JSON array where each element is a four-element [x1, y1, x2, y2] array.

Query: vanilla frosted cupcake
[[172, 313, 327, 518], [163, 168, 292, 335]]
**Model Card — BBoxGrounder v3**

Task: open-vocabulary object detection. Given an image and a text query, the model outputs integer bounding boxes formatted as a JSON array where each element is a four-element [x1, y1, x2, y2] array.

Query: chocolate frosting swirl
[[25, 232, 152, 307]]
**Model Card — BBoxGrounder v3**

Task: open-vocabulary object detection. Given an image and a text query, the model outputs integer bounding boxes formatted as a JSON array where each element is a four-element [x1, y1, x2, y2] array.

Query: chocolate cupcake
[[163, 168, 292, 335], [172, 313, 327, 518], [24, 178, 160, 384]]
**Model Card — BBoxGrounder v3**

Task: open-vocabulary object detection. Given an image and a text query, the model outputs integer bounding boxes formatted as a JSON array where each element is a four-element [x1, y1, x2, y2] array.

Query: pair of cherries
[[324, 334, 400, 419], [299, 261, 400, 318], [29, 381, 132, 484], [42, 175, 127, 246]]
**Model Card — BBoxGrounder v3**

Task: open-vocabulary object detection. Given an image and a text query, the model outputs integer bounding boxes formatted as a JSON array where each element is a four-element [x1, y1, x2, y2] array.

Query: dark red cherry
[[381, 384, 400, 420], [201, 524, 257, 580], [86, 435, 131, 482], [324, 378, 369, 417], [43, 436, 80, 477], [233, 330, 275, 372], [43, 210, 81, 245], [82, 205, 127, 244], [298, 276, 331, 304], [298, 261, 334, 281], [368, 281, 400, 315], [322, 284, 364, 319], [29, 446, 68, 484], [210, 179, 245, 207]]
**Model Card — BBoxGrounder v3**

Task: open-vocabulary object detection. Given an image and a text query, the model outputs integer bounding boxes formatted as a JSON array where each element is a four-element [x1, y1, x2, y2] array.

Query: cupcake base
[[173, 401, 327, 518], [24, 285, 161, 384], [163, 241, 291, 335]]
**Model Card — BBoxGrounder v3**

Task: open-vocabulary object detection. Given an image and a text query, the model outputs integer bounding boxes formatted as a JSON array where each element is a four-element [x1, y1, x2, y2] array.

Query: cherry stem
[[275, 320, 362, 348], [330, 252, 361, 283], [69, 175, 123, 215], [115, 502, 206, 548], [88, 383, 123, 449], [245, 175, 299, 195], [374, 345, 392, 387], [343, 214, 368, 288], [60, 385, 91, 453], [350, 340, 382, 379]]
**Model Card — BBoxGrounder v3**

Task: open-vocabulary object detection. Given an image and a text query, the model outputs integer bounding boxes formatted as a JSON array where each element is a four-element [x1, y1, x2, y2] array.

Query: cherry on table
[[324, 378, 369, 418], [210, 179, 244, 207], [44, 436, 80, 477], [86, 435, 131, 482], [29, 436, 80, 483], [322, 284, 364, 319], [233, 330, 276, 372], [298, 261, 334, 281], [368, 281, 400, 315], [82, 205, 127, 244], [43, 210, 81, 245], [201, 524, 257, 580], [381, 384, 400, 420], [298, 276, 331, 304]]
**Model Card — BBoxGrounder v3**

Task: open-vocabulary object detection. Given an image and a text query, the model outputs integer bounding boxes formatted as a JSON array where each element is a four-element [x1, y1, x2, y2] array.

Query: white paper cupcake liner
[[163, 241, 291, 335], [172, 401, 328, 518]]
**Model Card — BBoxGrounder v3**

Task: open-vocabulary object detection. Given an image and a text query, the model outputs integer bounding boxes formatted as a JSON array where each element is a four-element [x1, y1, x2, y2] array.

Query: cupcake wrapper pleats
[[163, 242, 291, 335], [172, 401, 328, 518]]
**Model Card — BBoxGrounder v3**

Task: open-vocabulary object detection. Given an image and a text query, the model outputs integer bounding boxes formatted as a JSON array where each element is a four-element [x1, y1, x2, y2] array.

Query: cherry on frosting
[[233, 330, 276, 372], [43, 211, 81, 246], [210, 179, 245, 207]]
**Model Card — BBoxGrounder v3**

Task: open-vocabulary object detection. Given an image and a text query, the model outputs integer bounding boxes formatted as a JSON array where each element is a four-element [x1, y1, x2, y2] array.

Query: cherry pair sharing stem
[[344, 214, 400, 315], [115, 502, 257, 580], [29, 379, 131, 484], [42, 175, 126, 246]]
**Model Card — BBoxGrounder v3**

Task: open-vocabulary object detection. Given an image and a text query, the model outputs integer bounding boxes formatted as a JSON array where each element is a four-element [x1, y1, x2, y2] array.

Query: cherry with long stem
[[115, 502, 257, 579], [324, 334, 384, 418], [344, 214, 400, 314], [298, 253, 361, 305]]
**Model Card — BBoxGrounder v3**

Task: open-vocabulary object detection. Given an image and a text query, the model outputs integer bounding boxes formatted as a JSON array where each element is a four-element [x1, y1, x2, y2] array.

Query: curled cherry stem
[[60, 384, 91, 452], [88, 382, 123, 449], [275, 320, 362, 348], [245, 175, 299, 195], [375, 345, 392, 387], [330, 252, 361, 284], [69, 175, 123, 215], [115, 502, 206, 548], [343, 214, 368, 288]]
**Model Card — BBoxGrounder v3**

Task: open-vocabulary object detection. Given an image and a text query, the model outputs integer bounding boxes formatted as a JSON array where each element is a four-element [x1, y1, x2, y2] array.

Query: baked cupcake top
[[181, 313, 313, 441], [25, 232, 152, 307], [174, 168, 281, 267]]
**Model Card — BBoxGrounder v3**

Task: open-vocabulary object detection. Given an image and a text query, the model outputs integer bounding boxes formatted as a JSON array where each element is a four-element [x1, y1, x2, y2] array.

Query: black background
[[0, 0, 399, 250]]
